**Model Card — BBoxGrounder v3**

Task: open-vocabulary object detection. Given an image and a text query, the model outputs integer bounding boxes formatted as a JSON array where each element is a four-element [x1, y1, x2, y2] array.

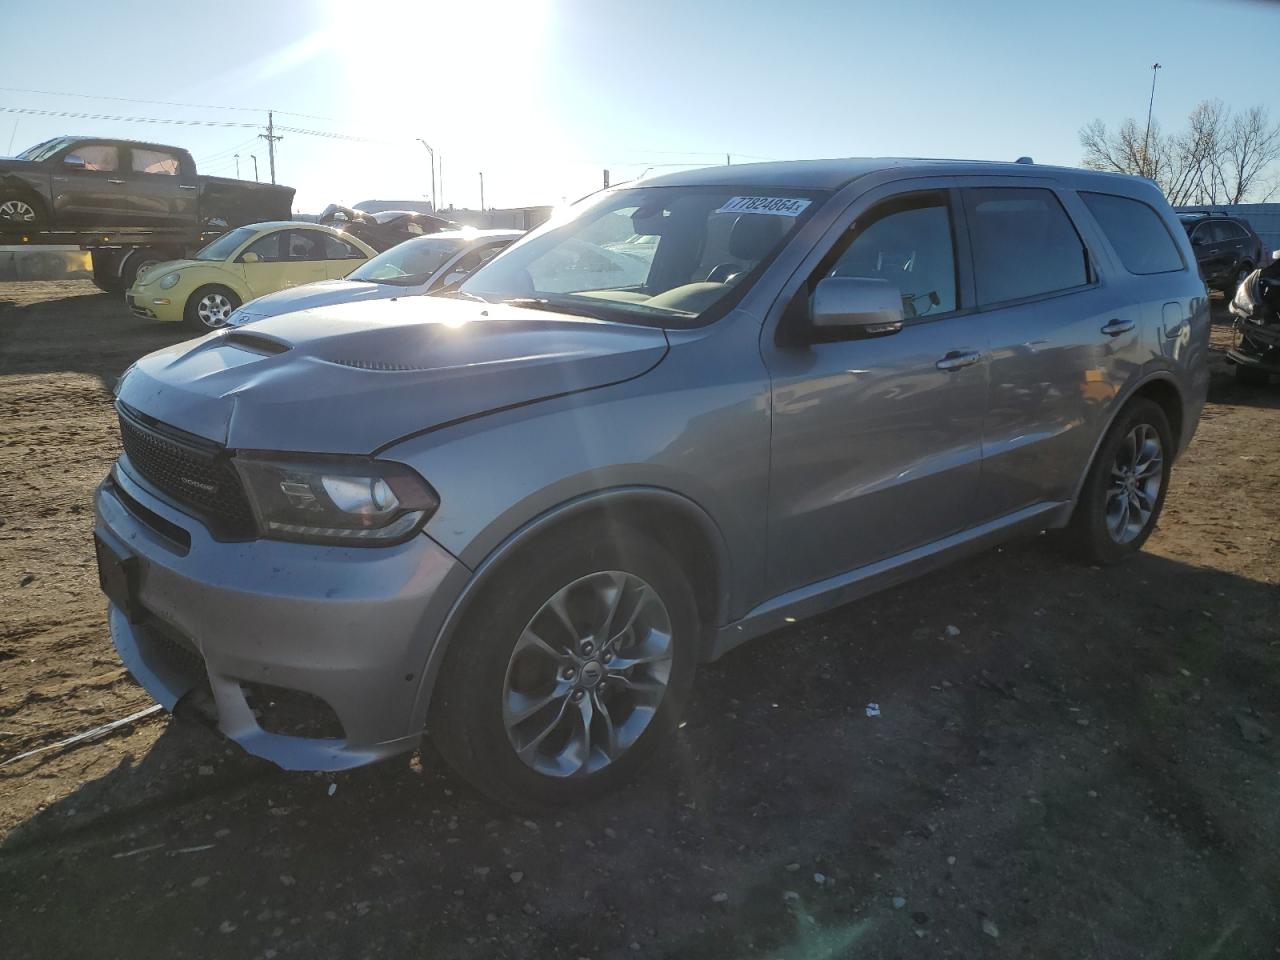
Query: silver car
[[225, 229, 522, 327], [95, 158, 1209, 807]]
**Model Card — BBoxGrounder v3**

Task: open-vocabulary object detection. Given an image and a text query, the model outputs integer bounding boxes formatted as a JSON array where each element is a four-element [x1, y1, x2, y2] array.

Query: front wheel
[[430, 528, 699, 809], [183, 286, 241, 332], [1064, 398, 1173, 565]]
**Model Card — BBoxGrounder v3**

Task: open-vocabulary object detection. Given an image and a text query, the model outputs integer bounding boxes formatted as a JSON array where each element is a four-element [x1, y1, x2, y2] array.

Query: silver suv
[[95, 159, 1209, 806]]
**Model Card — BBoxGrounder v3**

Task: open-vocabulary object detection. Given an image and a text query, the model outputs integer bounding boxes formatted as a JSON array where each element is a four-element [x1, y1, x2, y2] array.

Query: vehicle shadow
[[2, 544, 1277, 959], [0, 281, 193, 390]]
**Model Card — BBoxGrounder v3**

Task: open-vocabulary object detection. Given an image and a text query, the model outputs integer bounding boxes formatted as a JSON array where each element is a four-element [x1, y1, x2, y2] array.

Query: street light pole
[[417, 139, 437, 212], [1142, 62, 1162, 178], [251, 154, 259, 182]]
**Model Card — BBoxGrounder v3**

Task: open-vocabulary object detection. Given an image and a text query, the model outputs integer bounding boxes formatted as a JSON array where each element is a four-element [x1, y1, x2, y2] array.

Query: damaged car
[[1228, 249, 1280, 385]]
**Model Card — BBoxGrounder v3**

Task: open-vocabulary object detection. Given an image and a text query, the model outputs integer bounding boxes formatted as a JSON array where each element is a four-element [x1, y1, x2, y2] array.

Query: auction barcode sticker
[[715, 196, 812, 217]]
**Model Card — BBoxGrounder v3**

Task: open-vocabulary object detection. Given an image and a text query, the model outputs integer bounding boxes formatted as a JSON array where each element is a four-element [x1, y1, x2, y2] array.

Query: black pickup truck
[[0, 135, 295, 291]]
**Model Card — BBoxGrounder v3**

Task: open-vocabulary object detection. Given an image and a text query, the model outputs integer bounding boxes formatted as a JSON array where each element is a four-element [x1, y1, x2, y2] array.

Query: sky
[[1, 0, 1276, 213]]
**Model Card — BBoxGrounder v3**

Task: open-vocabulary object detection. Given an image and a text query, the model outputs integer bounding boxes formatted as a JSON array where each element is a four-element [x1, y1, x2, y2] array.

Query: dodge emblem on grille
[[180, 477, 218, 494]]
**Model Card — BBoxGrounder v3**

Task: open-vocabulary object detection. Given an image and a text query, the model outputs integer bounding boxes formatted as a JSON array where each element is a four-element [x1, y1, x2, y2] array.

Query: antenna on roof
[[1015, 156, 1034, 164]]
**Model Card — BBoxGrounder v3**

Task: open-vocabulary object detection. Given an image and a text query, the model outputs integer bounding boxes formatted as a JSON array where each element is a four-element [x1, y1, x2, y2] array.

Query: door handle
[[1101, 318, 1134, 337], [179, 184, 197, 190], [935, 350, 982, 371], [107, 178, 125, 184]]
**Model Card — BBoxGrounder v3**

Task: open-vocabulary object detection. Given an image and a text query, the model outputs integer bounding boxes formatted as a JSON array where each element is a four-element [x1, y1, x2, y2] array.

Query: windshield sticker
[[715, 196, 811, 217]]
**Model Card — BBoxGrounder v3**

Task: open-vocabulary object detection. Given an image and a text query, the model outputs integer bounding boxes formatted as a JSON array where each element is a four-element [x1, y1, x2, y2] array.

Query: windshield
[[194, 226, 258, 261], [15, 137, 72, 162], [347, 236, 466, 285], [460, 187, 823, 327]]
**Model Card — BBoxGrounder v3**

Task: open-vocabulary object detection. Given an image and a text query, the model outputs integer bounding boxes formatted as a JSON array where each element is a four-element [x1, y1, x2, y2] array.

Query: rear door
[[760, 184, 987, 595], [959, 180, 1135, 521], [50, 142, 127, 225], [1190, 221, 1230, 284], [124, 146, 195, 226]]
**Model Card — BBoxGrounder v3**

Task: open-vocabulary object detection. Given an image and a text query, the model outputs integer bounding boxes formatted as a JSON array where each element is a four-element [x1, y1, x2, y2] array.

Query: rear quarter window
[[1082, 192, 1186, 276]]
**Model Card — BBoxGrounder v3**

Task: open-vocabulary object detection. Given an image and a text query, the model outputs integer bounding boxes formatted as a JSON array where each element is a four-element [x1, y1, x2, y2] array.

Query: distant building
[[440, 206, 553, 231]]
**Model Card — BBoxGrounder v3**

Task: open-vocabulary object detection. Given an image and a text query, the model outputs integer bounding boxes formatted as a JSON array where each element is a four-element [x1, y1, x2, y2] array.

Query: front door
[[51, 142, 127, 225], [236, 228, 292, 297], [761, 188, 987, 597], [282, 229, 336, 287]]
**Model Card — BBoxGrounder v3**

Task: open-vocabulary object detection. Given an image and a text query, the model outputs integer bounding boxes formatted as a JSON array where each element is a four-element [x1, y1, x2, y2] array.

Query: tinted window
[[1220, 220, 1248, 240], [131, 148, 181, 175], [1081, 192, 1184, 275], [323, 235, 366, 260], [66, 144, 119, 172], [240, 231, 286, 262], [963, 187, 1089, 305], [827, 197, 957, 317], [286, 230, 325, 260]]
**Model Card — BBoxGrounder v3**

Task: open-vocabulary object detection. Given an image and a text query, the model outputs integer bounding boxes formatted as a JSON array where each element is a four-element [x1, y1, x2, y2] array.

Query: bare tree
[[1080, 100, 1280, 205]]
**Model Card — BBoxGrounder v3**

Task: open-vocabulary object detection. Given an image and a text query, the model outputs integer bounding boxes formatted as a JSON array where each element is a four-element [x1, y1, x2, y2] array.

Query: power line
[[0, 105, 258, 129], [0, 84, 339, 122]]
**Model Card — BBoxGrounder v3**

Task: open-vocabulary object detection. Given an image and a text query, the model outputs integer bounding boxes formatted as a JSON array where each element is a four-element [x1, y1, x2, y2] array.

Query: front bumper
[[1230, 319, 1280, 373], [125, 285, 182, 322], [94, 463, 465, 771]]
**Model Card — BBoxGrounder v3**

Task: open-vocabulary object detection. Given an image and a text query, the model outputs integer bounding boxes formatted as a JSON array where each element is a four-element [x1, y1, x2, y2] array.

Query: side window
[[239, 231, 286, 263], [1080, 192, 1184, 275], [1191, 222, 1215, 245], [323, 235, 366, 260], [1220, 221, 1247, 240], [286, 230, 325, 260], [66, 144, 119, 172], [825, 194, 957, 318], [431, 243, 507, 290], [131, 148, 182, 176], [962, 187, 1089, 305]]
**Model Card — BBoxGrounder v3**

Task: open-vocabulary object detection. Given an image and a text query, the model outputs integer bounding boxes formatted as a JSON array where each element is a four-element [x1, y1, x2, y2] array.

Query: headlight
[[233, 454, 438, 546], [158, 272, 181, 289]]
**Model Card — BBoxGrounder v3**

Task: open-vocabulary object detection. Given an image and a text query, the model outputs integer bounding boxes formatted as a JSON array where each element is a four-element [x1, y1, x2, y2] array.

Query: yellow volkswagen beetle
[[126, 221, 377, 331]]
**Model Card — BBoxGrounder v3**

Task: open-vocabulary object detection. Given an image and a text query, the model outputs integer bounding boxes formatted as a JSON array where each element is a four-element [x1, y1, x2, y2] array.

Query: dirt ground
[[1, 281, 1277, 960]]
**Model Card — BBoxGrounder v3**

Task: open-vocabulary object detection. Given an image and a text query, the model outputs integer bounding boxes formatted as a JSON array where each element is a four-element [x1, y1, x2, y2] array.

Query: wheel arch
[[409, 486, 732, 731], [1067, 372, 1186, 512]]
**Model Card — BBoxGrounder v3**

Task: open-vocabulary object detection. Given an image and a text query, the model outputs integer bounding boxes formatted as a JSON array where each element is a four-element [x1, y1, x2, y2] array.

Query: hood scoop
[[222, 331, 292, 356]]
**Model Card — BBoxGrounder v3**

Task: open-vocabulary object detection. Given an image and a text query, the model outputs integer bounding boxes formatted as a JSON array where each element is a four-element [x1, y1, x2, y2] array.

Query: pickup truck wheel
[[121, 250, 171, 291], [183, 286, 241, 332], [430, 528, 699, 810], [1063, 398, 1172, 565], [0, 196, 41, 227]]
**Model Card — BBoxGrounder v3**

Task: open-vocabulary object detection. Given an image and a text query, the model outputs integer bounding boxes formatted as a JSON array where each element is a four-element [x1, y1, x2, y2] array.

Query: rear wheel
[[182, 285, 240, 332], [430, 527, 699, 810], [1064, 398, 1172, 565]]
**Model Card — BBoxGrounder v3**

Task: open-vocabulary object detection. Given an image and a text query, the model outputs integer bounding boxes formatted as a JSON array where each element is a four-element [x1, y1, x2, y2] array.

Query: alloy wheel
[[502, 570, 673, 778], [1105, 423, 1163, 544], [0, 199, 36, 223], [195, 292, 234, 328]]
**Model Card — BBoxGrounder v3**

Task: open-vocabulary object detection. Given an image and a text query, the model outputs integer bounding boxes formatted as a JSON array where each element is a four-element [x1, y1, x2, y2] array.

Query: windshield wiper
[[438, 289, 491, 303], [501, 297, 604, 319]]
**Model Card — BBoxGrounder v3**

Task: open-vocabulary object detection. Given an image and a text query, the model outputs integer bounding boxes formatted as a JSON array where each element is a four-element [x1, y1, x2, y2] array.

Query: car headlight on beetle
[[233, 454, 438, 545], [158, 272, 181, 289]]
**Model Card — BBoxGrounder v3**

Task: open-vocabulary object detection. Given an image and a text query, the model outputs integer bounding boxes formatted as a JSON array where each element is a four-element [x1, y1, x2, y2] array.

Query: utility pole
[[479, 172, 485, 211], [234, 154, 240, 179], [726, 153, 731, 166], [259, 110, 282, 185], [439, 154, 444, 210], [417, 139, 437, 212], [250, 154, 260, 182], [603, 169, 610, 189], [1142, 63, 1162, 178]]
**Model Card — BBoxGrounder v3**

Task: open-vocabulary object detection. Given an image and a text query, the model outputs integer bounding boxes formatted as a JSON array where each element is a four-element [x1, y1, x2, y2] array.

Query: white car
[[226, 229, 522, 326]]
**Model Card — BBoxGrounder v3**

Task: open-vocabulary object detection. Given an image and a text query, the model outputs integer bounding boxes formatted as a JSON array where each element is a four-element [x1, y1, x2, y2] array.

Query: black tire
[[90, 251, 123, 294], [430, 526, 699, 810], [0, 192, 43, 229], [182, 285, 241, 332], [1064, 398, 1173, 565], [1234, 362, 1270, 386], [1224, 263, 1253, 296], [120, 248, 174, 292]]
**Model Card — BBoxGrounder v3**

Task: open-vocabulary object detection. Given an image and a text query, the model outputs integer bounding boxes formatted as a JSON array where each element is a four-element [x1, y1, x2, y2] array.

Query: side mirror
[[811, 277, 904, 336], [241, 251, 260, 264], [63, 154, 86, 170]]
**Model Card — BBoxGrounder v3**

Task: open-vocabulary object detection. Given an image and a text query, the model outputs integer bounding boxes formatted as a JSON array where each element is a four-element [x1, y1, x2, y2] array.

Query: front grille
[[117, 403, 256, 539]]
